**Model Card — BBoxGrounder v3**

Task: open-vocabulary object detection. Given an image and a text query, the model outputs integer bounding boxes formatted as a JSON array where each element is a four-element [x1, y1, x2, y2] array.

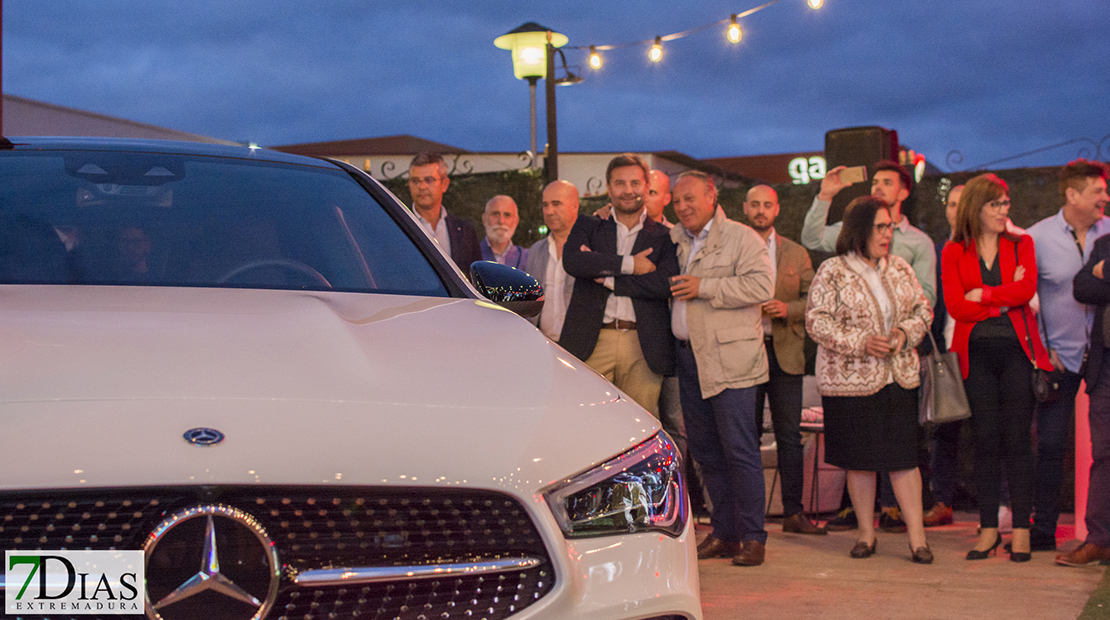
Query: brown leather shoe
[[782, 513, 828, 535], [697, 535, 742, 559], [732, 540, 766, 566], [923, 502, 954, 527], [1055, 542, 1110, 567]]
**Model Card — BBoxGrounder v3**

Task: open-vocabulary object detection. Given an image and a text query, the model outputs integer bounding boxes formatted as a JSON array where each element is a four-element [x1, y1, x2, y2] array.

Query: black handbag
[[1014, 243, 1065, 404], [918, 331, 972, 425]]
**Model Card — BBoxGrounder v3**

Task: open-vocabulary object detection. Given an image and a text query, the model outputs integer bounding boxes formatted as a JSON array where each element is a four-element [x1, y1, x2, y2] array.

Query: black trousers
[[965, 336, 1035, 529], [754, 341, 805, 517]]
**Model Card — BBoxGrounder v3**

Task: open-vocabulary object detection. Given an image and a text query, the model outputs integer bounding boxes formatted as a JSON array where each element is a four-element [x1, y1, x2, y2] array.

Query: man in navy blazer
[[560, 154, 678, 414], [408, 152, 482, 274]]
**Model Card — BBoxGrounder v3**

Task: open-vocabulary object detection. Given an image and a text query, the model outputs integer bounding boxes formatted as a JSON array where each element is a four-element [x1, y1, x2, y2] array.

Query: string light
[[570, 0, 821, 66], [727, 15, 742, 43]]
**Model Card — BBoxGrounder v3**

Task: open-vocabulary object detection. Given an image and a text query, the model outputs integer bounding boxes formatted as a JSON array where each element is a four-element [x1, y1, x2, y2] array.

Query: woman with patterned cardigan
[[806, 196, 934, 563]]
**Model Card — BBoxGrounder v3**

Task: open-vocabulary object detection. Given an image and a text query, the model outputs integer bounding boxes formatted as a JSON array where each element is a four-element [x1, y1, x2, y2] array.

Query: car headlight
[[544, 432, 687, 538]]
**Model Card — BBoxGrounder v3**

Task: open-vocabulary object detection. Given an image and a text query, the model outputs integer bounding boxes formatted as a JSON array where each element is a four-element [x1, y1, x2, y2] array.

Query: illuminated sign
[[788, 156, 826, 185]]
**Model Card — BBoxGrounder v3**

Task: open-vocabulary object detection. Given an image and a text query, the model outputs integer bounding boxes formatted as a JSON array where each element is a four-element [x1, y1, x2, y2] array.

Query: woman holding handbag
[[942, 173, 1053, 562], [806, 196, 933, 563]]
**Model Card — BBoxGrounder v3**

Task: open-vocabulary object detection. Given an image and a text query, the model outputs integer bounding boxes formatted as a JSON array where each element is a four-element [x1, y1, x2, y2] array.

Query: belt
[[601, 320, 637, 331]]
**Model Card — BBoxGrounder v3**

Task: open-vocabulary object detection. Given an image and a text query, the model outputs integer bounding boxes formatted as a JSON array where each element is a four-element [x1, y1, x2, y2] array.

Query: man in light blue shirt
[[1026, 159, 1110, 551], [801, 161, 936, 307]]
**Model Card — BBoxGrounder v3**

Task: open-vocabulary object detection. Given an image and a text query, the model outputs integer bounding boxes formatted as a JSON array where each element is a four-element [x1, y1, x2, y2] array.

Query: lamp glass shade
[[495, 24, 569, 81]]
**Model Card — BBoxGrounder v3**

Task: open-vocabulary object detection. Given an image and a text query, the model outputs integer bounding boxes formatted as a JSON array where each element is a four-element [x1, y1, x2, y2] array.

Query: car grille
[[0, 486, 555, 620]]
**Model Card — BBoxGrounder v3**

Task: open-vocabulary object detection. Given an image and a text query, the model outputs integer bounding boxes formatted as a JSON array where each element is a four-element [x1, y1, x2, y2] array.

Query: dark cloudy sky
[[4, 1, 1108, 171]]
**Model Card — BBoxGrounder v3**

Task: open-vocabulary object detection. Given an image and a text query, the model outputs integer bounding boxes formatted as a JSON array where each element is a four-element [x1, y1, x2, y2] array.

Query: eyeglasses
[[873, 223, 894, 233], [985, 199, 1011, 211], [409, 176, 441, 186]]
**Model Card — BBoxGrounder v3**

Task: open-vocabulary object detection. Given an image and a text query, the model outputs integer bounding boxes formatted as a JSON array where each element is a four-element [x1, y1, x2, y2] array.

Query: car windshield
[[0, 149, 449, 296]]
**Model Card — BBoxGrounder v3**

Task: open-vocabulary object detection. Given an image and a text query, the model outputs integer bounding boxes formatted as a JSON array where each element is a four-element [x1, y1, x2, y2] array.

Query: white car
[[0, 137, 700, 620]]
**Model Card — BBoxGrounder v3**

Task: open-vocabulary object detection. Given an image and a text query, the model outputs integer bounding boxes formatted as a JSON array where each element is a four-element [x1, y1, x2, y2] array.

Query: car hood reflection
[[0, 286, 657, 490]]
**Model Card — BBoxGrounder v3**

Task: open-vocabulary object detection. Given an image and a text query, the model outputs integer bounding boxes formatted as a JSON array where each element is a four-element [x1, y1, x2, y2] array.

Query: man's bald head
[[644, 170, 673, 223], [743, 184, 780, 233], [542, 180, 580, 238]]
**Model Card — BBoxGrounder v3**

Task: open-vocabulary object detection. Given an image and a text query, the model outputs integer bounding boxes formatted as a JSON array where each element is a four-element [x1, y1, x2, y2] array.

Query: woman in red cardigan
[[942, 173, 1053, 562]]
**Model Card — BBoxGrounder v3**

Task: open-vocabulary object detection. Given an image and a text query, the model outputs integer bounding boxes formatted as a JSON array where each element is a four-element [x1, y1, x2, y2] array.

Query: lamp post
[[494, 22, 568, 177]]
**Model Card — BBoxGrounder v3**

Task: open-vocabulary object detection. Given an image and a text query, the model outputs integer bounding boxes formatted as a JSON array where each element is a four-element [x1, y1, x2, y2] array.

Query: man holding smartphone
[[800, 161, 936, 306]]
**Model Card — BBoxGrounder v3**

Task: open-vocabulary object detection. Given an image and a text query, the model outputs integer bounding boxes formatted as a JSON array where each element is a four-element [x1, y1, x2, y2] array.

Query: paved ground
[[697, 511, 1107, 620]]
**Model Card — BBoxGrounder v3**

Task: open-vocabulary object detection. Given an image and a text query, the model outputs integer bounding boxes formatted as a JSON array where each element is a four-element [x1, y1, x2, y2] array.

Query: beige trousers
[[585, 328, 663, 416]]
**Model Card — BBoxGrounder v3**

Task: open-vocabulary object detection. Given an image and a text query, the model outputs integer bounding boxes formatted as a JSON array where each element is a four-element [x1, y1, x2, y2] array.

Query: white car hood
[[0, 286, 659, 492]]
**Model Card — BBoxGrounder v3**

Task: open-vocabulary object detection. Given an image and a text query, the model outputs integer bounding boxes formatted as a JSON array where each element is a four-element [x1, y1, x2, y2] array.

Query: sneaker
[[825, 507, 858, 531], [923, 502, 953, 527], [879, 507, 907, 533], [1055, 542, 1110, 567]]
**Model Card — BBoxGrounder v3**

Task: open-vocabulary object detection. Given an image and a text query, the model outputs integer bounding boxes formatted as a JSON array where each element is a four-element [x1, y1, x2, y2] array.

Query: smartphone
[[840, 165, 868, 184]]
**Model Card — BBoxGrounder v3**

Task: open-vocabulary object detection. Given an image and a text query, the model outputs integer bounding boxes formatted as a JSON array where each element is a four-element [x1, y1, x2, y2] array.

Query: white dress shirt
[[761, 229, 778, 337], [602, 209, 649, 324], [539, 239, 569, 340], [414, 205, 452, 257], [671, 219, 713, 342]]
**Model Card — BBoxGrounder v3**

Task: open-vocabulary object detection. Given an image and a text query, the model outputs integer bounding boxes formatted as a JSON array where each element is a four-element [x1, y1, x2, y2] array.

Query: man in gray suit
[[526, 180, 579, 340]]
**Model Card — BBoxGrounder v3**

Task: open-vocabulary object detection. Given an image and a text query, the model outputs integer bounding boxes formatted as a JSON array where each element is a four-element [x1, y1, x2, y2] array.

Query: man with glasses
[[1026, 159, 1110, 552], [407, 152, 482, 273]]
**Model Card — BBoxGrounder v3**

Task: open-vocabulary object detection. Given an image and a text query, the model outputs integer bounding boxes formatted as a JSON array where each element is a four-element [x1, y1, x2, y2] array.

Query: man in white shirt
[[407, 152, 481, 273], [560, 154, 678, 414], [525, 181, 578, 340]]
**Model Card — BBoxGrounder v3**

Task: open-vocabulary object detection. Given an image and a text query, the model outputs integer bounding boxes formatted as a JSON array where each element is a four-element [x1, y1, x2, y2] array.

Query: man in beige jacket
[[670, 171, 774, 567]]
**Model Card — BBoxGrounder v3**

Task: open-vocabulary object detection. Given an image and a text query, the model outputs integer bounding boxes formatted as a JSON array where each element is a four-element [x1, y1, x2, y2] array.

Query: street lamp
[[494, 22, 568, 174]]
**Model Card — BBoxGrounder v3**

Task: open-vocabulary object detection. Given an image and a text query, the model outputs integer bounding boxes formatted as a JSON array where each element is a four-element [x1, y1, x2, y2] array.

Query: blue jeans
[[677, 343, 767, 544], [1032, 371, 1083, 544]]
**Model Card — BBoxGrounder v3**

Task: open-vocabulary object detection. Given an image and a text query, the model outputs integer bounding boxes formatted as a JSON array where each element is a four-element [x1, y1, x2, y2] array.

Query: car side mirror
[[470, 261, 544, 318]]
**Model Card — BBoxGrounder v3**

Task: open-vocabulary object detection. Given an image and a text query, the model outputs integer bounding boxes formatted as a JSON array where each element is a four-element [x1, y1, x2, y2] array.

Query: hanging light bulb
[[650, 37, 663, 62], [589, 45, 602, 69], [727, 15, 742, 43], [808, 0, 824, 8]]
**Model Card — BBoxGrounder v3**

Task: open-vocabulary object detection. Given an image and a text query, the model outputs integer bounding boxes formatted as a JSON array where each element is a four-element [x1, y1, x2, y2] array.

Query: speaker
[[823, 126, 899, 223]]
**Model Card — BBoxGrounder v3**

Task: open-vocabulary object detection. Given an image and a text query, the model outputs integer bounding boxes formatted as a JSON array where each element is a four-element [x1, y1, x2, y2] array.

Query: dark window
[[0, 151, 447, 296]]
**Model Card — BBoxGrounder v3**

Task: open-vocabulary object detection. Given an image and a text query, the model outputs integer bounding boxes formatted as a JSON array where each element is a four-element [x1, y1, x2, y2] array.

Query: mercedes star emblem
[[183, 427, 225, 446], [144, 505, 280, 620]]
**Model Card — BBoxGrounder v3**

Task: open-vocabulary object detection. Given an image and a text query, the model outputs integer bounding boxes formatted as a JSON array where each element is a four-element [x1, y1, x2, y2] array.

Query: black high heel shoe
[[1009, 544, 1032, 563], [966, 533, 1002, 560]]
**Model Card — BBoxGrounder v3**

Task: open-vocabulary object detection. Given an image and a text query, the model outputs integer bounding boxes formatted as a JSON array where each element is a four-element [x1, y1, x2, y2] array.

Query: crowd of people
[[404, 150, 1110, 568]]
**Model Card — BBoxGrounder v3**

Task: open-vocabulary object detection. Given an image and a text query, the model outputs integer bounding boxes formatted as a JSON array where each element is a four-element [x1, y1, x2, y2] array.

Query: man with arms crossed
[[560, 154, 678, 414]]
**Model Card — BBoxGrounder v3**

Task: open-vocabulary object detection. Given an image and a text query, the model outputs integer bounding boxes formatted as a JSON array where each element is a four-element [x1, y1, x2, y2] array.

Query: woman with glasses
[[807, 196, 934, 563], [942, 173, 1053, 562]]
